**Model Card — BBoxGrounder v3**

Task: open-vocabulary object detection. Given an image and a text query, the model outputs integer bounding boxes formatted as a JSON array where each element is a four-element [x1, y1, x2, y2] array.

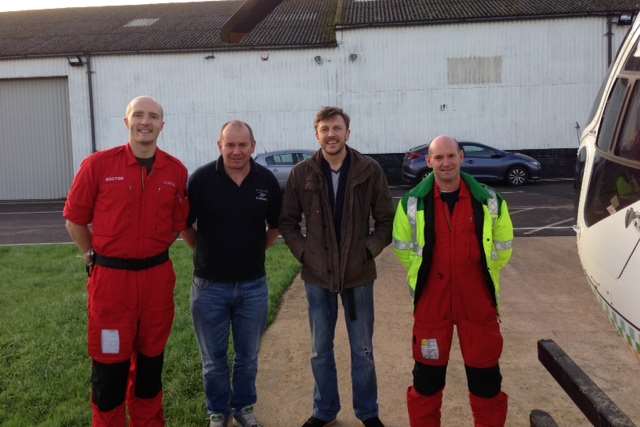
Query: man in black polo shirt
[[182, 120, 281, 427]]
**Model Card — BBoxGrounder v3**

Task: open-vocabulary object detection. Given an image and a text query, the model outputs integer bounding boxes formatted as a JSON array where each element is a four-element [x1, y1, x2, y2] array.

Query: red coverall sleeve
[[172, 168, 190, 232], [63, 157, 98, 225]]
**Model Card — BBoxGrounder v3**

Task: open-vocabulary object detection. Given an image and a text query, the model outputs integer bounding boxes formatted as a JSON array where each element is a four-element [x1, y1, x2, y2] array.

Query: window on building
[[596, 78, 629, 152]]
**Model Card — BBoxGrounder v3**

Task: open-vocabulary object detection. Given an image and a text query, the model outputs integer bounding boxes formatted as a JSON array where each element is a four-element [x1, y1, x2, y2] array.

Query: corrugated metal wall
[[84, 17, 629, 173], [0, 77, 73, 199], [0, 16, 630, 187], [337, 18, 629, 153], [89, 48, 338, 173]]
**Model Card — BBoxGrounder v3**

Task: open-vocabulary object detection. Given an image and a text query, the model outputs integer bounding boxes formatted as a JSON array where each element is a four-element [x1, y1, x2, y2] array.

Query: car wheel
[[506, 166, 528, 186]]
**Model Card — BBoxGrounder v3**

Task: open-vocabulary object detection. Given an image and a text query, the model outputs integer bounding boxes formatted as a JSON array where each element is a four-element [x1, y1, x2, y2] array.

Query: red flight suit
[[64, 144, 189, 426], [407, 182, 507, 427]]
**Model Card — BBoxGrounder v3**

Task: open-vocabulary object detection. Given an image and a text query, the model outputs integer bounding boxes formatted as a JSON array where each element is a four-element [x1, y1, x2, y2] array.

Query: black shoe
[[301, 416, 336, 427], [363, 417, 385, 427]]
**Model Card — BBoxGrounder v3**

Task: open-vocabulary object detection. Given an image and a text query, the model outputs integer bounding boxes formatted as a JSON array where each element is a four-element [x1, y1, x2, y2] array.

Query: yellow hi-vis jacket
[[392, 172, 513, 307]]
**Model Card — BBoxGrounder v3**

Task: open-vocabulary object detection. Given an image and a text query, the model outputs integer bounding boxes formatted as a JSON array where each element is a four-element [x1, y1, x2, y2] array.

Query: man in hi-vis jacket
[[393, 135, 513, 427]]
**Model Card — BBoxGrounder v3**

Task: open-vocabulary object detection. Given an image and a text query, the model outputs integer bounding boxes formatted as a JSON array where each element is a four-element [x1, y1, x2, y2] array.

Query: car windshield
[[409, 143, 428, 152]]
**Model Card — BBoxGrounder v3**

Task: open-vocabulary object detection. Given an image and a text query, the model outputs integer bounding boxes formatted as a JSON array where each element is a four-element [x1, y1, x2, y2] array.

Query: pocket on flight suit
[[457, 318, 503, 368], [412, 319, 454, 366], [93, 183, 134, 238], [152, 182, 178, 238]]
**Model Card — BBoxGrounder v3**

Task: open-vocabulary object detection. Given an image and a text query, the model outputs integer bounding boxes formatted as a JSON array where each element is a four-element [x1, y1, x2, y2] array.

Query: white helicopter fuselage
[[576, 16, 640, 355]]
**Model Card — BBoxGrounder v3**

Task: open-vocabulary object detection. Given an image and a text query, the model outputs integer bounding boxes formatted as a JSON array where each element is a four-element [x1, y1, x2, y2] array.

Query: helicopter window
[[623, 38, 640, 71], [615, 84, 640, 162], [584, 154, 640, 226], [586, 64, 613, 124], [596, 78, 629, 152]]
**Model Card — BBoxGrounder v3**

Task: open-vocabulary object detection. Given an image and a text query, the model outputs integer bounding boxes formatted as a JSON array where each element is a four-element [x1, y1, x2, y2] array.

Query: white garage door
[[0, 77, 73, 200]]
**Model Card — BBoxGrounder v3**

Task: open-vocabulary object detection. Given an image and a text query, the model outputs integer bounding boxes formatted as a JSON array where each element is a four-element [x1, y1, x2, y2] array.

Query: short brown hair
[[314, 106, 350, 130]]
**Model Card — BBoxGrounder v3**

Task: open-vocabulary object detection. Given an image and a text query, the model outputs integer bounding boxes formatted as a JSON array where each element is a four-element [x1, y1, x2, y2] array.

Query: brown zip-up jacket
[[279, 148, 394, 292]]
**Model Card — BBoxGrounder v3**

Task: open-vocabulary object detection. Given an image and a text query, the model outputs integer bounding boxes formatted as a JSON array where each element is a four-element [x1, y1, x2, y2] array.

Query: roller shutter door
[[0, 77, 73, 200]]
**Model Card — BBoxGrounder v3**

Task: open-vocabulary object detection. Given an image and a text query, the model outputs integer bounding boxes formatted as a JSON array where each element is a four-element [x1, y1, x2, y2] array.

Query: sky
[[0, 0, 222, 12]]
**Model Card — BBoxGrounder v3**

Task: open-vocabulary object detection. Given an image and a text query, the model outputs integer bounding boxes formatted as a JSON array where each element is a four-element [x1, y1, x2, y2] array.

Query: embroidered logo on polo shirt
[[105, 176, 125, 182], [256, 189, 269, 201], [162, 180, 176, 187]]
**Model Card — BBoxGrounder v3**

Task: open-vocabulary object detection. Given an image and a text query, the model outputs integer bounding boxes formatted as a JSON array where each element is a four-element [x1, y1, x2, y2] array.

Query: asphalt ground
[[0, 199, 67, 245], [0, 180, 575, 245]]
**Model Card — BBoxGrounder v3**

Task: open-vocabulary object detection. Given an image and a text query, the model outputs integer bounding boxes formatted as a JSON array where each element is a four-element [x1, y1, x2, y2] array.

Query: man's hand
[[66, 220, 94, 275], [66, 220, 92, 256], [83, 248, 94, 265], [266, 227, 280, 249], [180, 227, 197, 249]]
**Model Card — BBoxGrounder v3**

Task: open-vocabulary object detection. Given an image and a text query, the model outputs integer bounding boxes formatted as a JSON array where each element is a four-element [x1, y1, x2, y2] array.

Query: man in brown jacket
[[280, 107, 394, 427]]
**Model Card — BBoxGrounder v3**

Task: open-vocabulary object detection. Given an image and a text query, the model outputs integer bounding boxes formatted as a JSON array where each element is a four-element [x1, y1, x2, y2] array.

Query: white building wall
[[0, 16, 630, 182], [337, 17, 630, 153], [89, 48, 338, 173]]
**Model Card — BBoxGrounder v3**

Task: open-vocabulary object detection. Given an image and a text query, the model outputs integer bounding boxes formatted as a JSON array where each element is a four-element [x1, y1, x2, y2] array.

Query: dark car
[[401, 141, 542, 186], [255, 149, 315, 189]]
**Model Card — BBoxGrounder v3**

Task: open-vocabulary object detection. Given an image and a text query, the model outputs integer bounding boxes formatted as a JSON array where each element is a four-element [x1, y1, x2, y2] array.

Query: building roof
[[0, 2, 239, 58], [1, 0, 640, 59], [340, 0, 640, 28], [0, 0, 336, 59], [242, 0, 336, 48]]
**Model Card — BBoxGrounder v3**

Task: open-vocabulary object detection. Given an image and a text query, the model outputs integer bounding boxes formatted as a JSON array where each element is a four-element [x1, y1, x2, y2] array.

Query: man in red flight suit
[[64, 96, 189, 426], [394, 136, 513, 427]]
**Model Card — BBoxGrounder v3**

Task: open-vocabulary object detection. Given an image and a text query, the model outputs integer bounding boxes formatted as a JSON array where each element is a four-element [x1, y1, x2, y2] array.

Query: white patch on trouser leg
[[101, 329, 120, 354], [421, 338, 439, 360]]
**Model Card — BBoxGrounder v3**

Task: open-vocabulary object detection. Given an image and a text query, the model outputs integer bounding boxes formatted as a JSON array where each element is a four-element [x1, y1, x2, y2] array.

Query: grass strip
[[0, 241, 299, 426]]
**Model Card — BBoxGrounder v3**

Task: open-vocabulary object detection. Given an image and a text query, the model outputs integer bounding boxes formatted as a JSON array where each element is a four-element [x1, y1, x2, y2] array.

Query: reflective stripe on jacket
[[392, 172, 513, 308]]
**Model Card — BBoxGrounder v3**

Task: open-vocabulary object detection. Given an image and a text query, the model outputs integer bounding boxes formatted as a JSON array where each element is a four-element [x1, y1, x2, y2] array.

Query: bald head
[[428, 135, 459, 155], [426, 135, 464, 191], [125, 96, 164, 119]]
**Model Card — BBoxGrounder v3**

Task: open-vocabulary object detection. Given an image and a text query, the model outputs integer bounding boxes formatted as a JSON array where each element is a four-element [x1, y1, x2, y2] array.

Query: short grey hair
[[219, 120, 256, 144]]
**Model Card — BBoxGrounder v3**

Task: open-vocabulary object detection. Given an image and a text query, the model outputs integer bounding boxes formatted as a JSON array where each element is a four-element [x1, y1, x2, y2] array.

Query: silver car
[[255, 149, 316, 189]]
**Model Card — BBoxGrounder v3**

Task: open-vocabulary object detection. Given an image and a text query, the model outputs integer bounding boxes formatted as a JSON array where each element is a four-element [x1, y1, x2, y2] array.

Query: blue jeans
[[191, 275, 268, 417], [304, 282, 379, 421]]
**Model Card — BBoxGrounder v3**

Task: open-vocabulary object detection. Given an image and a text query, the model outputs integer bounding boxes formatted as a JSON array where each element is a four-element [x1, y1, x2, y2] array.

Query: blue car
[[401, 141, 542, 186]]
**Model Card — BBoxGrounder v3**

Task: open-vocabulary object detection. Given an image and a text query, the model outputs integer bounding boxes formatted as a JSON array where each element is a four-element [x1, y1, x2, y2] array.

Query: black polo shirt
[[187, 157, 281, 282]]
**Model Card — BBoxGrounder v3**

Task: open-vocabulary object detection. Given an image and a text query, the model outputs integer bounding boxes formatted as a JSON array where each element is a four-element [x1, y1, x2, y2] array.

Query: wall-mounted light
[[204, 53, 216, 60], [618, 14, 634, 25], [349, 53, 358, 62], [67, 55, 84, 66], [314, 55, 323, 65], [261, 53, 269, 61]]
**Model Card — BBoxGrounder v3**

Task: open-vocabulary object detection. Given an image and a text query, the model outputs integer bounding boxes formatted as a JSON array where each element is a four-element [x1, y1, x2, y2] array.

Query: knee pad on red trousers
[[91, 359, 130, 411], [135, 352, 164, 398], [465, 364, 502, 398], [407, 386, 443, 427], [413, 361, 447, 395]]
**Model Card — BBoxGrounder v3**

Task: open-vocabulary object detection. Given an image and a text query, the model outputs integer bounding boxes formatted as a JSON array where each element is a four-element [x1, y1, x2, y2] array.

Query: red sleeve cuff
[[63, 205, 92, 226]]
